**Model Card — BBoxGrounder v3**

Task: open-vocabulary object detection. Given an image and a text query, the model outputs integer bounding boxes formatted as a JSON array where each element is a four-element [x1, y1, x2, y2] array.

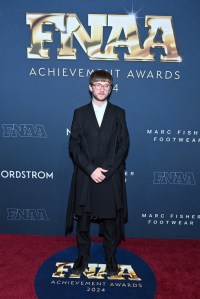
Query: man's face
[[89, 80, 111, 102]]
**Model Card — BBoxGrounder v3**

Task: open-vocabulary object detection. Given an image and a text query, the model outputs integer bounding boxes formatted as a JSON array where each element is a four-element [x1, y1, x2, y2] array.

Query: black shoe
[[105, 256, 119, 276], [72, 255, 90, 275]]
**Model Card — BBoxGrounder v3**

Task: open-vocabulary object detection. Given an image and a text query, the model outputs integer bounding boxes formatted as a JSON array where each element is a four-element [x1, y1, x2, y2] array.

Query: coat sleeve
[[69, 109, 96, 176], [105, 109, 129, 179]]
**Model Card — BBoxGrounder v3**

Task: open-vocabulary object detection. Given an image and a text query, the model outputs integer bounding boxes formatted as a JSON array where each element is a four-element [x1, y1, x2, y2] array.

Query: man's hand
[[91, 167, 108, 183]]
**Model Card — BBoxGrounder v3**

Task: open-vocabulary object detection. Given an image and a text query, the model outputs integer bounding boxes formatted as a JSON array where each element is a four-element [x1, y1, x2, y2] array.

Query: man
[[66, 70, 129, 276]]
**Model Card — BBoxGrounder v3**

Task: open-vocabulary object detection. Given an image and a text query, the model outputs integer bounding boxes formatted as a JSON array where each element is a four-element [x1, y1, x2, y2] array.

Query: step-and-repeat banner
[[0, 0, 199, 239]]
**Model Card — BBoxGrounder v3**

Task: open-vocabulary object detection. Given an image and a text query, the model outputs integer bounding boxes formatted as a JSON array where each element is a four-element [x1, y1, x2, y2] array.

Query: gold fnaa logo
[[52, 262, 141, 281], [26, 13, 181, 62]]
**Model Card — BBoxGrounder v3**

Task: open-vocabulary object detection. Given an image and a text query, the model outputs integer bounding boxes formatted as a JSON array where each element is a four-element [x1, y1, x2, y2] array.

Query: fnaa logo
[[26, 13, 181, 62], [7, 208, 49, 221], [153, 172, 196, 185], [2, 124, 47, 138], [52, 262, 141, 281]]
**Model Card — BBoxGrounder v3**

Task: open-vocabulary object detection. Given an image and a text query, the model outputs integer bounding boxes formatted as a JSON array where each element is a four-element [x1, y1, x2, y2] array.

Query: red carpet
[[0, 234, 199, 299]]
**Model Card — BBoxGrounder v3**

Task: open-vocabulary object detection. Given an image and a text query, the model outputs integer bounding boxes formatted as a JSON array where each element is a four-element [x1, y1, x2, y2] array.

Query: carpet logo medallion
[[35, 243, 156, 298]]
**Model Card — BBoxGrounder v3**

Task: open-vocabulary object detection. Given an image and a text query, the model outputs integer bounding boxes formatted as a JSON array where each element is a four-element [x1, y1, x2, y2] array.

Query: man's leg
[[72, 213, 91, 274], [102, 218, 119, 276]]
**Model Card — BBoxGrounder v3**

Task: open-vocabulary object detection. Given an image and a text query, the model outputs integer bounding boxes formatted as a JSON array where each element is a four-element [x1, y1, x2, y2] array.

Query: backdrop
[[0, 0, 199, 239]]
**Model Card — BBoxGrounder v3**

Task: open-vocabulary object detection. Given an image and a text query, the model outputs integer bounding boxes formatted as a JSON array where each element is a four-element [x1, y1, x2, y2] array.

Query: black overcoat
[[65, 101, 130, 241]]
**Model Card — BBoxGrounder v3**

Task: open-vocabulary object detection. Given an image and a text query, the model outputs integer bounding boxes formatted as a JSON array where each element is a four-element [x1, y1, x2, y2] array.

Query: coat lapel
[[100, 101, 113, 130], [87, 102, 100, 130]]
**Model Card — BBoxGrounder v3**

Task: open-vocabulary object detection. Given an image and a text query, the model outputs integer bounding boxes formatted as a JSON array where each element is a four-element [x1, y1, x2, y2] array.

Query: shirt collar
[[92, 100, 108, 110]]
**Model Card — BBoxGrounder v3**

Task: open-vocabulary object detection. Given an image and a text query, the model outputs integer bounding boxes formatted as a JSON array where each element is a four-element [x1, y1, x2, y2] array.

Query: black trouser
[[76, 214, 118, 258]]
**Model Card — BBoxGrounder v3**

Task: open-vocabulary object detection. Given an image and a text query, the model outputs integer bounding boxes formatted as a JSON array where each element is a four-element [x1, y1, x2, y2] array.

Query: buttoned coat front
[[66, 101, 129, 241]]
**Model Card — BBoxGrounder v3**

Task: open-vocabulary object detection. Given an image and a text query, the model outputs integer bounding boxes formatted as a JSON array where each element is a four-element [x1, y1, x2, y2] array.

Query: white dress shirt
[[92, 100, 107, 127]]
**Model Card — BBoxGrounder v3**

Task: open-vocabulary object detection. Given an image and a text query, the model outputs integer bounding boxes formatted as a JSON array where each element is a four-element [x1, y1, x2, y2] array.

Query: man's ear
[[89, 84, 93, 92]]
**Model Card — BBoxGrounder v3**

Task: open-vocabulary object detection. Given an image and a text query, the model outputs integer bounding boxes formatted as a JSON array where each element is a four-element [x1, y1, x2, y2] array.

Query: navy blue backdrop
[[0, 0, 199, 239]]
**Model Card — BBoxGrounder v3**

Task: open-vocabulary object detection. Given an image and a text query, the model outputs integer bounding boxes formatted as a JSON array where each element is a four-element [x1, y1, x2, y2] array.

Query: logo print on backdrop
[[26, 13, 181, 62], [141, 213, 200, 227], [153, 172, 196, 185], [2, 124, 47, 138], [146, 129, 200, 143], [125, 171, 135, 183], [66, 128, 71, 136], [7, 208, 49, 221], [1, 170, 53, 179]]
